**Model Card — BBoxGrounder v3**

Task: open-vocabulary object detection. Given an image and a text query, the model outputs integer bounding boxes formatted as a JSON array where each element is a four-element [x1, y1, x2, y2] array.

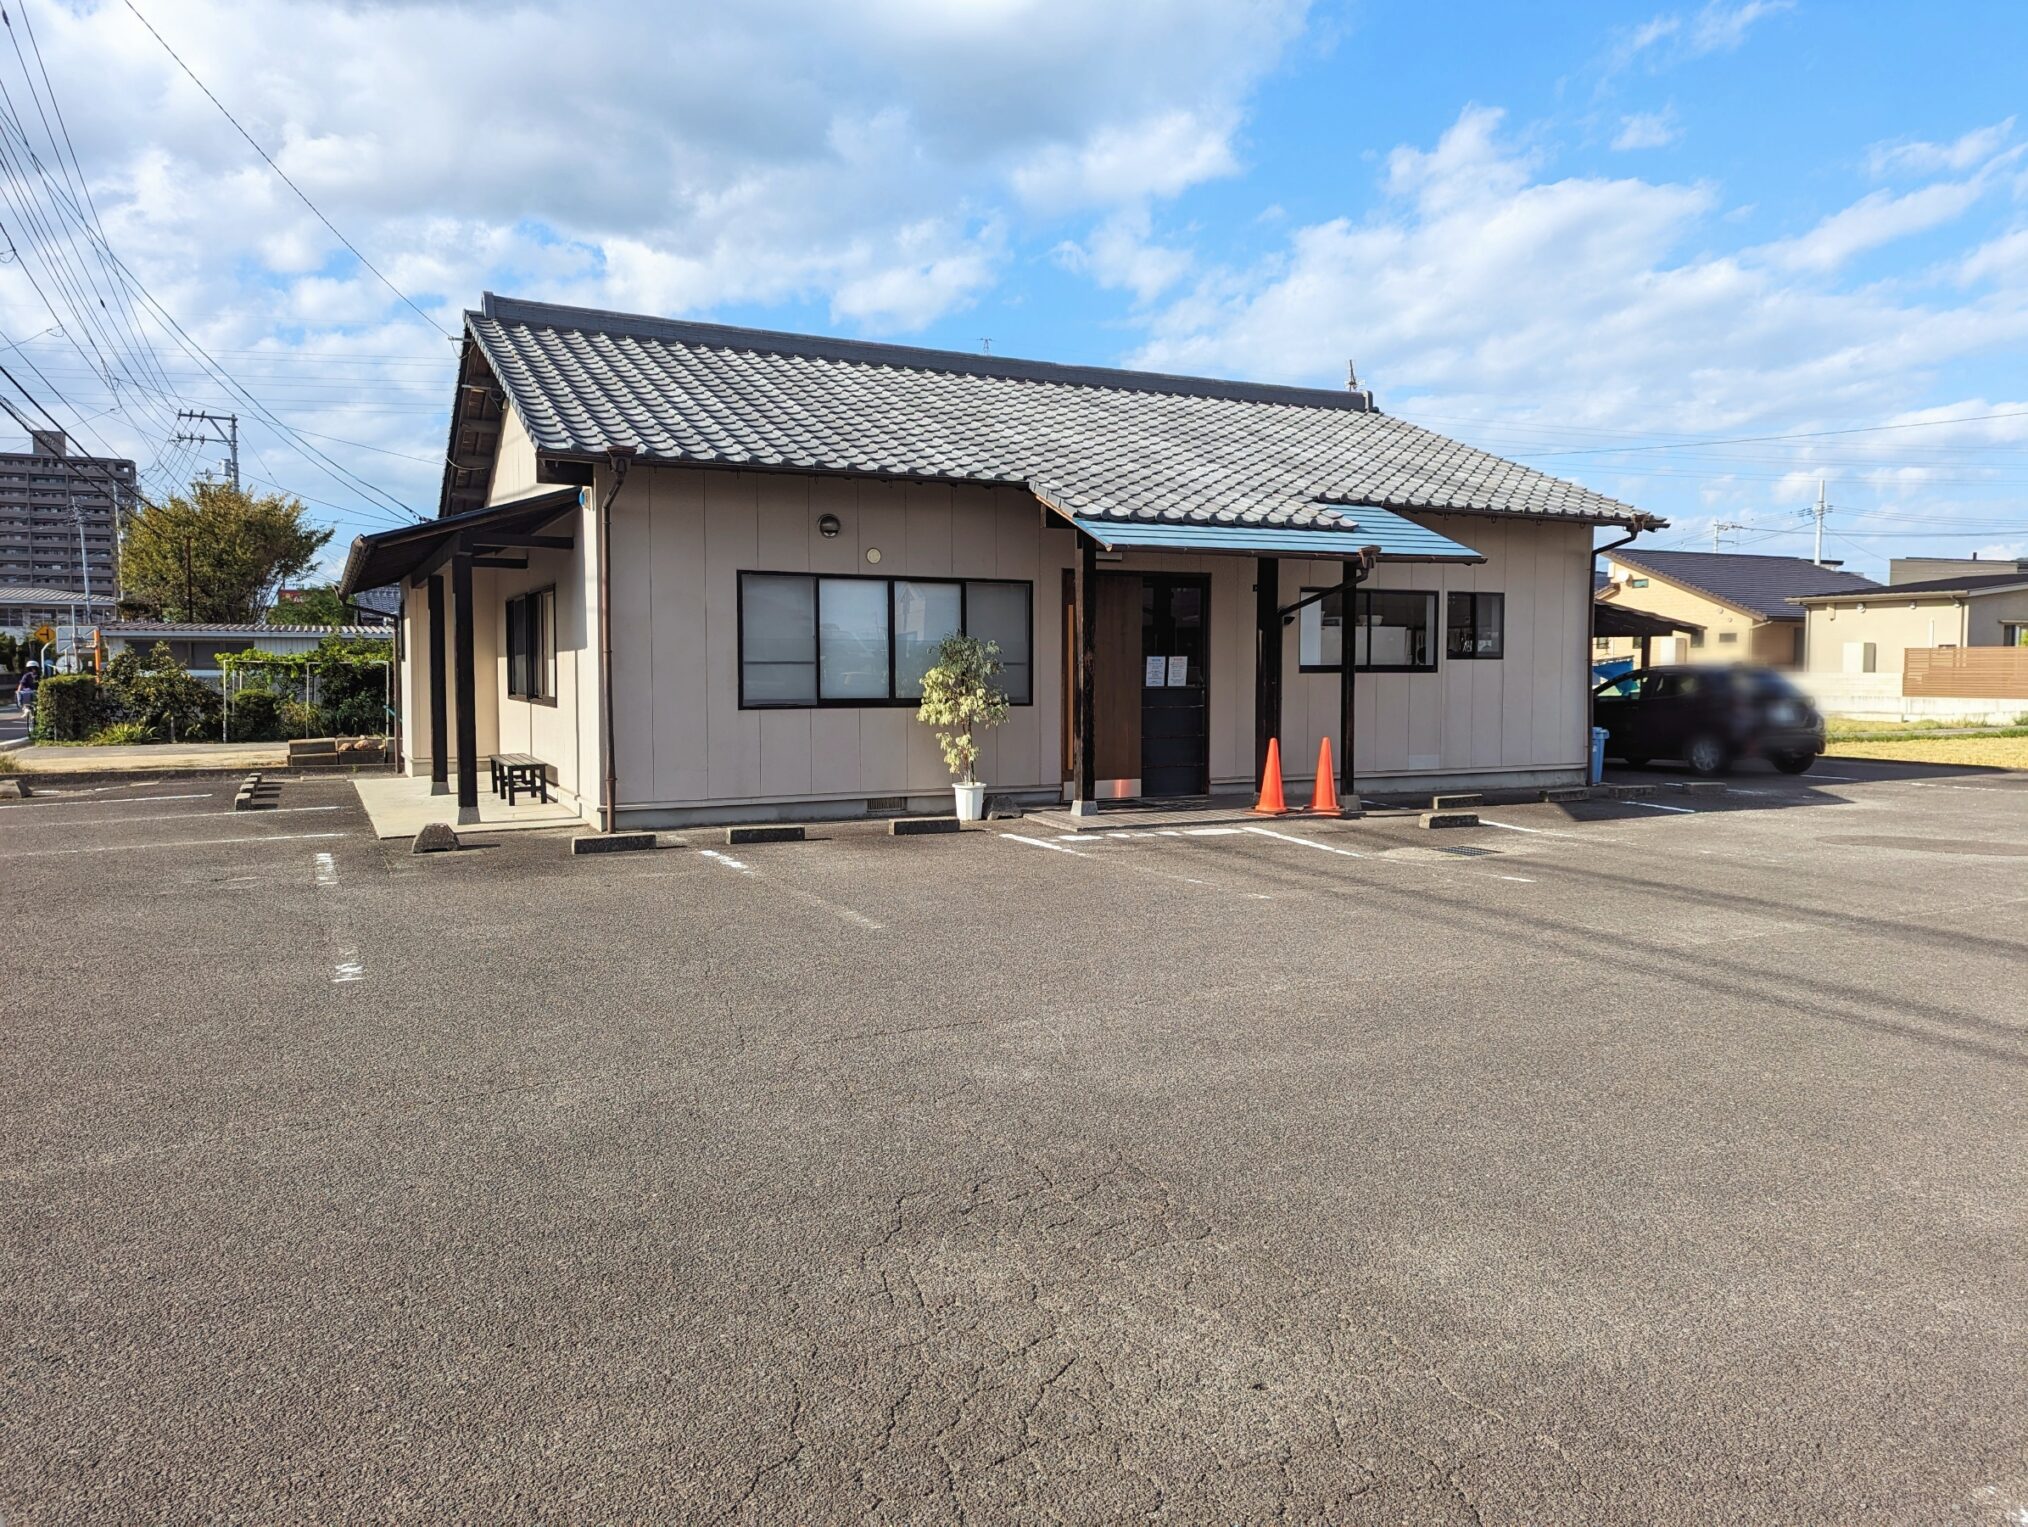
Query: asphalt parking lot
[[4, 760, 2026, 1524]]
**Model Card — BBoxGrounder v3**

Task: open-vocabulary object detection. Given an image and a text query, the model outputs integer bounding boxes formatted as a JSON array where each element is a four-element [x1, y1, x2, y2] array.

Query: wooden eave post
[[1071, 535, 1098, 815], [450, 551, 479, 821], [1340, 557, 1359, 803], [1254, 555, 1281, 785], [427, 571, 449, 794]]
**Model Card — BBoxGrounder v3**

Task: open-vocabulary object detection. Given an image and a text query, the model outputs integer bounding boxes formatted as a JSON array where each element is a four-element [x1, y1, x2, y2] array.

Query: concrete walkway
[[5, 741, 287, 774], [352, 772, 584, 840]]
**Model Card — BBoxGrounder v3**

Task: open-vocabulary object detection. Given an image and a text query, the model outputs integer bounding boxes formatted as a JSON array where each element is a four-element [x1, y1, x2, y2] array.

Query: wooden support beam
[[472, 556, 529, 569], [1072, 537, 1097, 807], [1254, 555, 1281, 784], [470, 532, 573, 551], [1340, 561, 1361, 799], [451, 552, 479, 818], [427, 572, 448, 793]]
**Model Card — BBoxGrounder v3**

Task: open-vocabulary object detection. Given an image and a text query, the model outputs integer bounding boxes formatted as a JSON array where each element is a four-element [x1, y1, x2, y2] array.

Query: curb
[[571, 830, 657, 855], [1419, 809, 1480, 829], [891, 816, 960, 836], [727, 824, 805, 845]]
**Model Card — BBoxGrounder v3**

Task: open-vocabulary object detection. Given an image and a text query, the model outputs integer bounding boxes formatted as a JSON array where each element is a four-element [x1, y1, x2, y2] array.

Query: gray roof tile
[[461, 295, 1653, 531]]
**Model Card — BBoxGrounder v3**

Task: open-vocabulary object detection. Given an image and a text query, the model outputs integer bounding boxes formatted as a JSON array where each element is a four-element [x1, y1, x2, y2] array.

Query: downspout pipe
[[1587, 517, 1661, 771], [598, 446, 638, 832]]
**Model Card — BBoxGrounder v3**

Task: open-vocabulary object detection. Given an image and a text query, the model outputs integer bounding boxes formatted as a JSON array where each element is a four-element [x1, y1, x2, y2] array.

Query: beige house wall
[[1802, 587, 2028, 672], [1803, 599, 1968, 673]]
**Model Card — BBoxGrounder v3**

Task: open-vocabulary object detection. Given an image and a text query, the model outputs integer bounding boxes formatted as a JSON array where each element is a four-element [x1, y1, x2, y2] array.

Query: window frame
[[1296, 586, 1440, 674], [1445, 591, 1506, 661], [505, 585, 556, 705], [737, 570, 1034, 710]]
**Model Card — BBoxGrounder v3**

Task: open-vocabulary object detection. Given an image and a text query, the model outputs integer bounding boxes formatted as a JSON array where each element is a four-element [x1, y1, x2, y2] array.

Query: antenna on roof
[[1345, 361, 1374, 412], [979, 337, 992, 354]]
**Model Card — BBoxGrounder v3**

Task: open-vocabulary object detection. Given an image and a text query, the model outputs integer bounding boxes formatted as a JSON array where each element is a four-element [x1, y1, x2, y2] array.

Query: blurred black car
[[1593, 664, 1825, 775]]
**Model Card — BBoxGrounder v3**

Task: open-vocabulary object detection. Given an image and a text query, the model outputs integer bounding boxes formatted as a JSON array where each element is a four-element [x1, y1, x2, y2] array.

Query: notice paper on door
[[1144, 655, 1167, 686], [1166, 656, 1189, 686]]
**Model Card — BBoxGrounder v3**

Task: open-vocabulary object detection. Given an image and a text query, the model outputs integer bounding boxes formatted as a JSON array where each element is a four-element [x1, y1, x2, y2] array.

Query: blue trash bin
[[1589, 725, 1608, 785]]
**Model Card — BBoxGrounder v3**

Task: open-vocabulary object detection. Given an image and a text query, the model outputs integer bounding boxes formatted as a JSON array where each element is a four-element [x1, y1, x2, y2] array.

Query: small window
[[1629, 578, 1649, 588], [1717, 631, 1738, 645], [1688, 630, 1705, 649], [1446, 592, 1504, 659], [506, 586, 555, 701], [1593, 637, 1611, 652], [1298, 587, 1437, 672]]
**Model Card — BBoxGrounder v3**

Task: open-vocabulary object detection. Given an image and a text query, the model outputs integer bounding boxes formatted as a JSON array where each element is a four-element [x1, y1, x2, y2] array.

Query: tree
[[120, 483, 332, 623], [274, 585, 350, 626]]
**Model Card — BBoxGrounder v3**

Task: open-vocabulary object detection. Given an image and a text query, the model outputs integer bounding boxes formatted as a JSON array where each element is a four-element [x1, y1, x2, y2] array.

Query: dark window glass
[[1446, 592, 1504, 659], [1299, 587, 1437, 671], [506, 587, 555, 700]]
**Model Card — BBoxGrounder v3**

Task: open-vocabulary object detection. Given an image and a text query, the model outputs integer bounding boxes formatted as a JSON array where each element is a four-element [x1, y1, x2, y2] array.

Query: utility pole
[[1809, 480, 1829, 565], [1712, 520, 1750, 551], [175, 410, 239, 490]]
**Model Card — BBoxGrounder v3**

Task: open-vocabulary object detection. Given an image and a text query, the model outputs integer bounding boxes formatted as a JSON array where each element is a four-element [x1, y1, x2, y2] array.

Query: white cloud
[[1610, 0, 1788, 73], [1126, 106, 2028, 492], [0, 0, 1309, 535], [1613, 110, 1681, 151], [1757, 180, 1990, 273], [1051, 207, 1193, 304], [1868, 118, 2017, 178]]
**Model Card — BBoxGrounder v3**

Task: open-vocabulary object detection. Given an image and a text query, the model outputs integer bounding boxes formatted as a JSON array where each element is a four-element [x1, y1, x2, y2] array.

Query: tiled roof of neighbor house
[[104, 622, 392, 638], [1607, 548, 1878, 620], [1791, 570, 2028, 603], [459, 293, 1655, 531]]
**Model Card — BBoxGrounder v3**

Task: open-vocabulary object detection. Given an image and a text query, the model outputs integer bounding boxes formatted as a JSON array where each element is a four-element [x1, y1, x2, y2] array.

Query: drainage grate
[[1436, 845, 1499, 858], [865, 795, 907, 813]]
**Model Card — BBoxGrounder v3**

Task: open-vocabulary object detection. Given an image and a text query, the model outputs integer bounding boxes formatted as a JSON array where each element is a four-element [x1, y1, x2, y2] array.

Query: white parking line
[[333, 952, 365, 984], [698, 848, 752, 872], [313, 851, 338, 887], [5, 805, 341, 830], [2, 831, 347, 859], [1497, 875, 1537, 882], [1001, 833, 1090, 857], [1478, 818, 1550, 834], [0, 791, 212, 812], [1183, 827, 1242, 837], [1242, 825, 1363, 857], [1630, 800, 1697, 814], [1803, 772, 1858, 781]]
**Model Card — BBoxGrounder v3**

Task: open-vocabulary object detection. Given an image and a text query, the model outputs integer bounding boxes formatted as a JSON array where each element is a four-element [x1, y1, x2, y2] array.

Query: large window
[[739, 572, 1033, 708], [1445, 592, 1505, 659], [506, 586, 555, 702], [1297, 587, 1437, 672]]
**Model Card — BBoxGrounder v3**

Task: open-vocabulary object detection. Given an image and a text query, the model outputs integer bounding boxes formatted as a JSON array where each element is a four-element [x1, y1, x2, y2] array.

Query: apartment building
[[0, 430, 132, 599]]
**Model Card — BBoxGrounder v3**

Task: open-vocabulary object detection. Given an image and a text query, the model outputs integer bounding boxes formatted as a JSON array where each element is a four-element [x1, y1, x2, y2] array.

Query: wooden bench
[[490, 753, 550, 806]]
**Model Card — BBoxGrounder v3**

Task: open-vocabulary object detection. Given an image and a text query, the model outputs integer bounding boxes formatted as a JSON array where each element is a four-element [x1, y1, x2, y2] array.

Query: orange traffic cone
[[1253, 738, 1288, 815], [1309, 738, 1342, 815]]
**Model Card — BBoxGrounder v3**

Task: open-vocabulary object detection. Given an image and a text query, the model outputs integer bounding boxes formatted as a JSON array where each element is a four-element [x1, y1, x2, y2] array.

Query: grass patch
[[1827, 723, 2028, 743], [0, 752, 17, 775], [1825, 735, 2028, 769]]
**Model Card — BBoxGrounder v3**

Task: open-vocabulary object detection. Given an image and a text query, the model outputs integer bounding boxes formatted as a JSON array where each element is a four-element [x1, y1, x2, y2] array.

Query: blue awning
[[1066, 505, 1482, 562]]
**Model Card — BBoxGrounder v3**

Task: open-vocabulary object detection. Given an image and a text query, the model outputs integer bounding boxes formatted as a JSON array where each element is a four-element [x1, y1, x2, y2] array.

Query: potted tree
[[916, 633, 1011, 822]]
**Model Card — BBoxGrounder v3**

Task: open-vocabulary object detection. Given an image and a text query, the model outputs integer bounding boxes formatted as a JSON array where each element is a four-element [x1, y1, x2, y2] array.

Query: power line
[[1513, 407, 2028, 459], [121, 0, 453, 341]]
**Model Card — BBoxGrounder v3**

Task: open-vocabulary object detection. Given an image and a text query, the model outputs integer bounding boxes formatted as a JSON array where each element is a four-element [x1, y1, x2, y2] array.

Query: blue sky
[[4, 0, 2025, 576]]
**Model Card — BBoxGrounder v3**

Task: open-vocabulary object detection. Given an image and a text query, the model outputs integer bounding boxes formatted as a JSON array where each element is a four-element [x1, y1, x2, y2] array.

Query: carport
[[1593, 602, 1702, 666], [338, 486, 582, 820]]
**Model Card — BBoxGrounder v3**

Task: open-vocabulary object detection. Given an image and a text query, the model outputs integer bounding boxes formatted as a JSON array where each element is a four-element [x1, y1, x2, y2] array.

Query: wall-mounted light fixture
[[817, 513, 841, 538]]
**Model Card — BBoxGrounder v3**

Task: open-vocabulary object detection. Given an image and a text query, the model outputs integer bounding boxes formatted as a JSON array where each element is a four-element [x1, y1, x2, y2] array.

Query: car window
[[1596, 674, 1642, 699]]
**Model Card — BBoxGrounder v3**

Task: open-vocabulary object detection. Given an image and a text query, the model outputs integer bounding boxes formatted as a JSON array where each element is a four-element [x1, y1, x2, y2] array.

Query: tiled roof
[[104, 622, 392, 638], [1793, 570, 2028, 602], [1608, 549, 1878, 620], [0, 584, 117, 604], [460, 294, 1654, 532]]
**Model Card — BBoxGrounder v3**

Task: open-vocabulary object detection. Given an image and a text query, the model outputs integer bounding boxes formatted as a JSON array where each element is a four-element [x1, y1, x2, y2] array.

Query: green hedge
[[30, 673, 111, 741]]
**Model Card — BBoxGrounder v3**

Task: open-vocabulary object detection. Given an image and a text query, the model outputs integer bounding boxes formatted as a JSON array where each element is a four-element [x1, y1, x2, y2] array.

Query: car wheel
[[1685, 735, 1730, 776], [1770, 749, 1817, 775], [1621, 755, 1649, 769]]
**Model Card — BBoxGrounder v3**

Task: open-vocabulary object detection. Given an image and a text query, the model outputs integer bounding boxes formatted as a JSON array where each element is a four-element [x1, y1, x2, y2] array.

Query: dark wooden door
[[1140, 575, 1209, 796]]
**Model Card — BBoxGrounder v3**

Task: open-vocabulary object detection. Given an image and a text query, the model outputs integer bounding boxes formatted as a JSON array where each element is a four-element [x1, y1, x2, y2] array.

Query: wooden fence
[[1903, 647, 2028, 699]]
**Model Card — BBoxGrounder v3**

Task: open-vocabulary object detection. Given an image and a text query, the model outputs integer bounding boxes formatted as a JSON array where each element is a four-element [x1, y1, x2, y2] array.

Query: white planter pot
[[952, 781, 987, 822]]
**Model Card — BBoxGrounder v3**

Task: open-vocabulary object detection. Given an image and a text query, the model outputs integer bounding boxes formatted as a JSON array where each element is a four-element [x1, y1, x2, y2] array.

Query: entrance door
[[1061, 570, 1143, 795], [1140, 575, 1209, 796]]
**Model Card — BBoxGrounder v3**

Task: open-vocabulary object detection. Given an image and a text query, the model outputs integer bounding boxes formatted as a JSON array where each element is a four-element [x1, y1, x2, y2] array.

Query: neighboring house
[[101, 621, 391, 684], [1595, 549, 1878, 668], [0, 582, 117, 637], [1793, 572, 2028, 674], [339, 293, 1663, 829], [1885, 555, 2028, 587]]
